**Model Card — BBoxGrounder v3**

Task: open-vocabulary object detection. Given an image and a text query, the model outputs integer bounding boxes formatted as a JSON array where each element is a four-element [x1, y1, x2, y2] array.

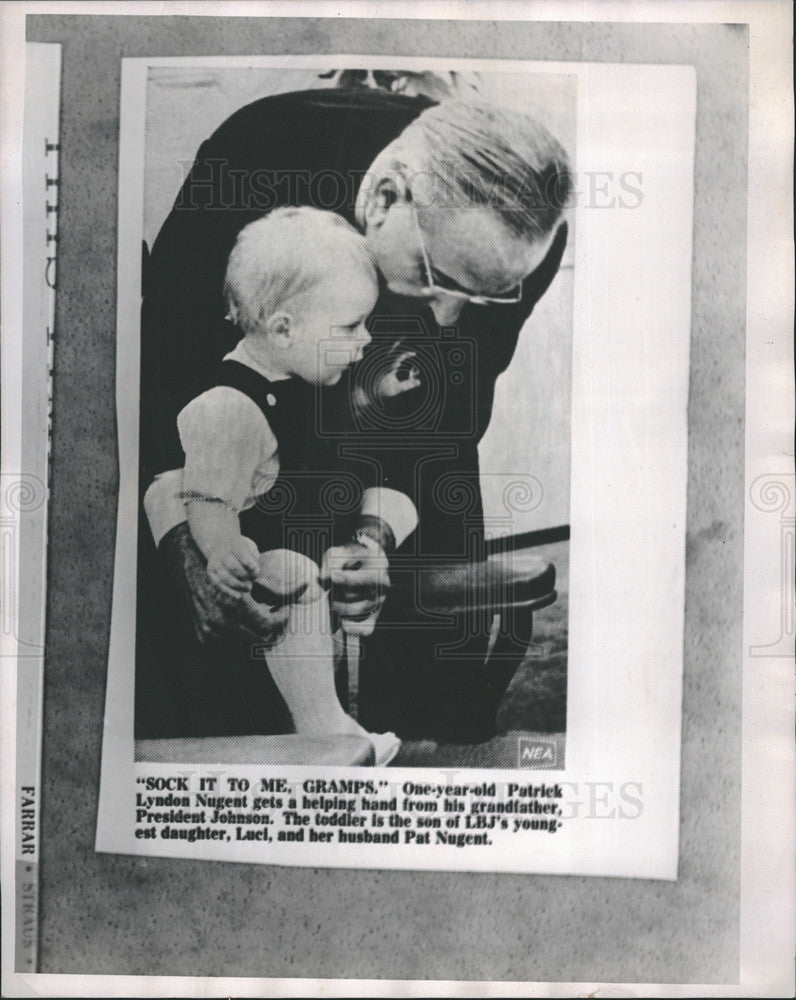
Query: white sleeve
[[360, 487, 418, 548], [177, 387, 278, 513], [143, 468, 186, 547]]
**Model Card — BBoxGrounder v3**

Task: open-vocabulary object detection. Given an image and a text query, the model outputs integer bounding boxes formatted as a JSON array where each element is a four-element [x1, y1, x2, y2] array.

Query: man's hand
[[320, 541, 390, 635], [235, 593, 292, 639], [206, 536, 261, 598]]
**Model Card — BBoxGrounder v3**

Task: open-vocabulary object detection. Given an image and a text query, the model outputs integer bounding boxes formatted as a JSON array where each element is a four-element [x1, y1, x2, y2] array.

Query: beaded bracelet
[[179, 491, 238, 514]]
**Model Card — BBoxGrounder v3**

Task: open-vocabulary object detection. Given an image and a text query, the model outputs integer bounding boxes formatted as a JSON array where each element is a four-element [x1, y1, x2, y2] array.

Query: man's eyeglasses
[[411, 202, 524, 306]]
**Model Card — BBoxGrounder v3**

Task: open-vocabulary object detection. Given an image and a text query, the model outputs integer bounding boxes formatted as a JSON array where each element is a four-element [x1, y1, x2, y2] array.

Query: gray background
[[27, 15, 747, 984]]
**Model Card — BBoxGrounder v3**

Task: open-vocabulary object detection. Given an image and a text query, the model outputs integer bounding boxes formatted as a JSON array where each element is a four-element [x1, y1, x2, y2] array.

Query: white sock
[[264, 592, 367, 737]]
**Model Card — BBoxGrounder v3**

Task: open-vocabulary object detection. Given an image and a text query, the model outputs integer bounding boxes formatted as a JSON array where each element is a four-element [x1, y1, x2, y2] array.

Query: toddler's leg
[[264, 589, 358, 735], [264, 589, 400, 764]]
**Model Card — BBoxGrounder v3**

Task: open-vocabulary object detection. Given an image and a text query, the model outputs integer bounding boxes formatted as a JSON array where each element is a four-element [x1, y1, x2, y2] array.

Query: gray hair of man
[[355, 98, 573, 242]]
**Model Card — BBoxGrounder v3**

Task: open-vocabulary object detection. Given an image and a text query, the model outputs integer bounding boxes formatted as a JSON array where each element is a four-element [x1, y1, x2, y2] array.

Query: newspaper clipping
[[3, 4, 794, 996], [93, 55, 695, 877]]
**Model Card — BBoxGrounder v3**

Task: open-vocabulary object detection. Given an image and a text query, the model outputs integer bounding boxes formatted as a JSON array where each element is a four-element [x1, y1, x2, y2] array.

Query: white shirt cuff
[[360, 487, 418, 549]]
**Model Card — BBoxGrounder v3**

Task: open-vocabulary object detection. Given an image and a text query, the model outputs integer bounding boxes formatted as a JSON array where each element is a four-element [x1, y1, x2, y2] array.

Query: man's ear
[[362, 165, 411, 230], [264, 311, 293, 345]]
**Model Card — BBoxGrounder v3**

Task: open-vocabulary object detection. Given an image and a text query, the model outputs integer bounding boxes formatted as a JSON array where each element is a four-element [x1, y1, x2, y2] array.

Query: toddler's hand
[[206, 536, 261, 598], [375, 349, 421, 399]]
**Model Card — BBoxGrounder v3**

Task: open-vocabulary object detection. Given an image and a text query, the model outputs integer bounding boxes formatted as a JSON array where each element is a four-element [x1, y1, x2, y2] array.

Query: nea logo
[[517, 737, 560, 769]]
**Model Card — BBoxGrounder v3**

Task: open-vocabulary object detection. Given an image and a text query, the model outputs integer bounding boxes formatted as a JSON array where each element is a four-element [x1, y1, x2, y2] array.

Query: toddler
[[147, 207, 409, 763]]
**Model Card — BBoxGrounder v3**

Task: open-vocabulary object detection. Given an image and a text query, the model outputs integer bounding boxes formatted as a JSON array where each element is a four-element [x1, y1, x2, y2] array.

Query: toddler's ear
[[264, 311, 293, 345]]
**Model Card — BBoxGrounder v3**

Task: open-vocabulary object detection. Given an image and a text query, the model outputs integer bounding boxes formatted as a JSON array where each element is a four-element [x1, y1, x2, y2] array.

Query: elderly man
[[136, 82, 571, 743]]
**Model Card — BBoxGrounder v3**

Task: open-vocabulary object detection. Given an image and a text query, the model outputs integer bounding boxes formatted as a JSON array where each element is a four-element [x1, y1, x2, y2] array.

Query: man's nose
[[430, 296, 465, 326]]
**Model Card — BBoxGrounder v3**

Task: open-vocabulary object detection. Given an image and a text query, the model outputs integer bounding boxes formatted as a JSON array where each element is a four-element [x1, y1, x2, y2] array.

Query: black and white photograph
[[133, 64, 576, 771], [1, 3, 792, 996], [94, 51, 694, 877]]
